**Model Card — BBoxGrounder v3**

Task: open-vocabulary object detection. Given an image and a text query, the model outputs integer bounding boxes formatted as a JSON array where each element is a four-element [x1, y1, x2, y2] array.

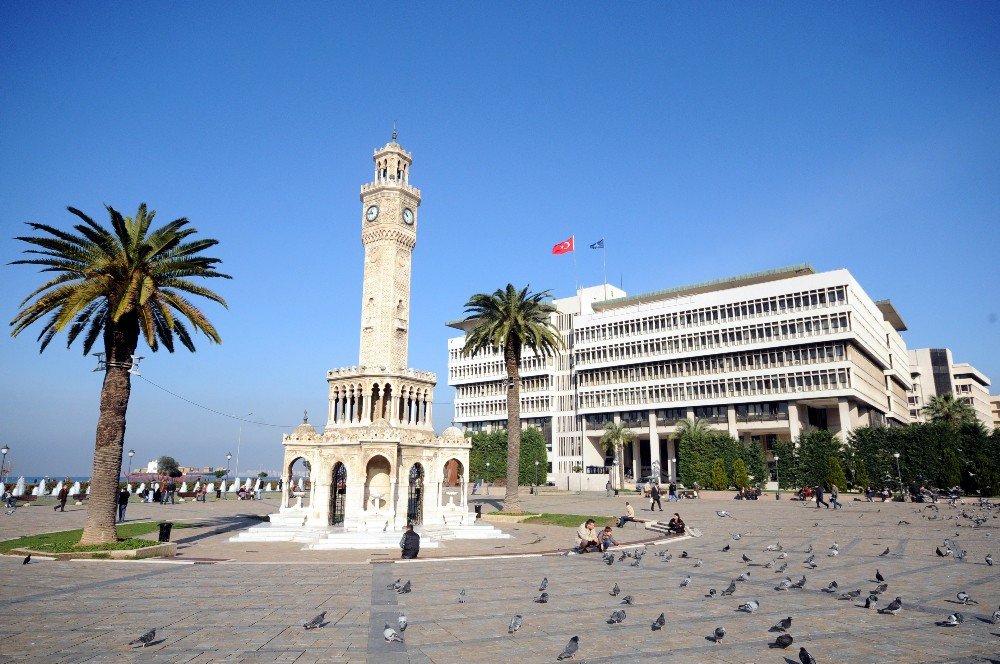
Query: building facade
[[448, 265, 913, 488], [990, 395, 1000, 430], [907, 348, 993, 428]]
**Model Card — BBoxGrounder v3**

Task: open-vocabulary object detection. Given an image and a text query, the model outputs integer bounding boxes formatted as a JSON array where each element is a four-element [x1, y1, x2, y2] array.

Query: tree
[[674, 418, 714, 488], [923, 393, 977, 427], [460, 285, 562, 513], [600, 422, 633, 491], [732, 458, 749, 489], [710, 458, 729, 490], [826, 456, 847, 492], [938, 448, 961, 489], [157, 456, 181, 477], [469, 427, 548, 486], [853, 457, 870, 491], [10, 204, 229, 545], [213, 469, 226, 479], [796, 430, 844, 488], [258, 471, 268, 479]]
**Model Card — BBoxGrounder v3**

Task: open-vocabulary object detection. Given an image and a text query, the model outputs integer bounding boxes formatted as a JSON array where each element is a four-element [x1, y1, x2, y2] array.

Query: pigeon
[[694, 559, 704, 568], [764, 542, 782, 552], [822, 581, 839, 593], [991, 607, 1000, 625], [303, 612, 326, 629], [738, 572, 750, 582], [776, 578, 792, 591], [538, 577, 548, 592], [604, 553, 614, 566], [618, 551, 628, 562], [771, 616, 792, 632], [707, 588, 717, 598], [458, 589, 466, 603], [681, 551, 689, 558], [875, 569, 885, 583], [610, 582, 620, 596], [936, 546, 949, 557], [21, 555, 30, 565], [387, 578, 401, 590], [956, 591, 977, 605], [770, 633, 794, 649], [829, 542, 839, 551], [863, 595, 877, 609], [738, 599, 760, 613], [828, 549, 839, 557], [955, 549, 968, 561], [986, 553, 993, 566], [763, 560, 774, 569], [534, 592, 549, 603], [804, 555, 815, 564], [721, 581, 737, 596], [791, 576, 806, 589], [742, 554, 753, 563], [879, 547, 890, 557], [384, 623, 403, 643], [630, 557, 641, 567], [557, 636, 579, 660], [397, 580, 411, 594], [713, 626, 726, 643], [839, 589, 861, 600], [777, 551, 788, 559], [128, 628, 156, 648], [879, 596, 903, 615], [508, 614, 522, 634], [717, 510, 734, 518], [662, 552, 673, 562], [398, 614, 407, 632], [799, 646, 817, 664], [805, 544, 813, 554], [620, 595, 634, 605], [722, 544, 731, 552], [874, 583, 888, 594], [680, 576, 691, 588], [898, 520, 910, 525], [938, 612, 964, 627], [651, 612, 665, 630], [606, 609, 626, 624], [731, 533, 743, 541], [777, 562, 789, 573]]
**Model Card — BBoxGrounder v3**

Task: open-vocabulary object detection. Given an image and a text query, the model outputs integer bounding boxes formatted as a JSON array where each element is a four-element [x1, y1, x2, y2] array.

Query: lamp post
[[1, 445, 9, 486], [485, 461, 490, 496], [127, 449, 135, 487], [225, 452, 233, 500], [534, 460, 540, 494], [893, 452, 903, 500], [671, 457, 677, 483], [774, 455, 780, 500], [234, 411, 253, 479]]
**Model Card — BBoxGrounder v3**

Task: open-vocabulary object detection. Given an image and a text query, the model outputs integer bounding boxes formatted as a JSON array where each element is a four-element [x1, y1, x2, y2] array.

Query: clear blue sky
[[1, 3, 997, 478]]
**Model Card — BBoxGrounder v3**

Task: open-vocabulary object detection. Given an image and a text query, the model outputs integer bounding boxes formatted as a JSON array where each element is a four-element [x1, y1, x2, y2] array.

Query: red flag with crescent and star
[[551, 236, 574, 255]]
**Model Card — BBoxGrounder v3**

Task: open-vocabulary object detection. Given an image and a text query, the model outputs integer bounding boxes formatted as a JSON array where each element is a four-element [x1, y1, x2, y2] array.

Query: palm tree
[[673, 417, 711, 442], [923, 393, 976, 426], [600, 422, 633, 491], [10, 204, 229, 545], [461, 285, 563, 513]]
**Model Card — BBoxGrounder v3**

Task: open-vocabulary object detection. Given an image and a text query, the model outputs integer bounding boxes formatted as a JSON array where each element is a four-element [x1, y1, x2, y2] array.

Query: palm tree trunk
[[617, 443, 626, 491], [503, 342, 522, 513], [79, 318, 138, 546]]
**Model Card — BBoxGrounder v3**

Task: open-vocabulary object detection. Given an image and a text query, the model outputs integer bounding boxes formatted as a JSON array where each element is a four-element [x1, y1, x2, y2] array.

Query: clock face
[[402, 208, 414, 225], [365, 205, 380, 222]]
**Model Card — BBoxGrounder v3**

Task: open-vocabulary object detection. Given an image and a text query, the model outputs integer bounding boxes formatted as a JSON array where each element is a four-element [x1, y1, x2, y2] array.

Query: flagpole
[[571, 235, 578, 293], [602, 243, 608, 301]]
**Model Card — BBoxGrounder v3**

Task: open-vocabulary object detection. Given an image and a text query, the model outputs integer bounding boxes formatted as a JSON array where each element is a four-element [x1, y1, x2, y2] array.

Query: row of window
[[575, 314, 851, 366], [455, 376, 549, 400], [578, 369, 851, 410], [455, 396, 552, 419], [577, 285, 849, 344], [448, 354, 551, 380], [577, 343, 847, 387]]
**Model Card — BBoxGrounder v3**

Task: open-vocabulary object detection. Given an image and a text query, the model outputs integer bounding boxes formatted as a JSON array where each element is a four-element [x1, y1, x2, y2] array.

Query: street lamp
[[485, 461, 491, 496], [225, 452, 233, 500], [774, 455, 780, 500], [234, 411, 253, 479], [534, 459, 540, 493], [127, 449, 135, 486], [1, 445, 9, 486], [671, 457, 677, 483], [893, 452, 903, 499]]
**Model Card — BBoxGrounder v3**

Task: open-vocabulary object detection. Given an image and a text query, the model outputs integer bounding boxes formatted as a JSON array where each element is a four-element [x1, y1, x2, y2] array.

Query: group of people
[[733, 486, 761, 500], [577, 507, 686, 553]]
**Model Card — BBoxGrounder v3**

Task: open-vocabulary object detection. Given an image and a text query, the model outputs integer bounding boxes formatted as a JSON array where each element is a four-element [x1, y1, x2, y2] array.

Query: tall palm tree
[[10, 204, 229, 545], [600, 422, 633, 491], [461, 285, 563, 513], [673, 417, 711, 442], [923, 393, 976, 426]]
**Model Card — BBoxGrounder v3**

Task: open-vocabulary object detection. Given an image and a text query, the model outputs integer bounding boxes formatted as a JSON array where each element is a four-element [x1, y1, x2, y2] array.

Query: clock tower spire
[[358, 137, 422, 371]]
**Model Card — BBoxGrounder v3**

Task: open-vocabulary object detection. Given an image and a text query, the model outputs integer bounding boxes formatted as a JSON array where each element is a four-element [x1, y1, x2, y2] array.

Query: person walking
[[815, 484, 829, 509], [166, 480, 176, 505], [830, 483, 842, 510], [54, 480, 70, 512], [400, 523, 420, 559], [650, 482, 663, 511], [668, 481, 678, 502], [605, 479, 612, 497], [116, 486, 129, 522]]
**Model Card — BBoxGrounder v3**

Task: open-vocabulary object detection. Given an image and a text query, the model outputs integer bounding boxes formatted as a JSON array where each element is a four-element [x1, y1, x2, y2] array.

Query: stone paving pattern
[[2, 491, 999, 662]]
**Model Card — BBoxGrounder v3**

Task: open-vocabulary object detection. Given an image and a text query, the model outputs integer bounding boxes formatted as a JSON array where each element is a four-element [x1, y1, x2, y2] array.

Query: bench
[[679, 490, 698, 499]]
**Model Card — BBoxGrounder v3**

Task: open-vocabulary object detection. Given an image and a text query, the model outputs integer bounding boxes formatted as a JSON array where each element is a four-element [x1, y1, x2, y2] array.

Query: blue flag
[[590, 238, 605, 249]]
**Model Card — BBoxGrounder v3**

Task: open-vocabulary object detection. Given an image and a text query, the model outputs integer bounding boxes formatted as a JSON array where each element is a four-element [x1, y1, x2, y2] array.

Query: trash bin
[[474, 505, 482, 519], [157, 521, 173, 542], [614, 489, 619, 496], [215, 489, 222, 499]]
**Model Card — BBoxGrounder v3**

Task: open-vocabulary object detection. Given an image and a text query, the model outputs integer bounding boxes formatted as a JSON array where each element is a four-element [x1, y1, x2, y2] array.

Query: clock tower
[[358, 131, 422, 371]]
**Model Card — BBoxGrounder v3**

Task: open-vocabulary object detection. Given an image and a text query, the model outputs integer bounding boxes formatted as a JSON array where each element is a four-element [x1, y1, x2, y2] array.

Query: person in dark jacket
[[815, 484, 829, 509], [54, 481, 70, 512], [116, 486, 129, 522], [400, 523, 420, 559]]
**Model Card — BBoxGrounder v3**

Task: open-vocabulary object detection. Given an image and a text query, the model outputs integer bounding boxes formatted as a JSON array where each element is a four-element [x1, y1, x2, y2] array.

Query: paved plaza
[[2, 491, 999, 663]]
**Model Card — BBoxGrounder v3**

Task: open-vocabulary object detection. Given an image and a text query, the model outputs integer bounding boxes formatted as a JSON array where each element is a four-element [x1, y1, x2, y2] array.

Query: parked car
[[634, 476, 657, 495]]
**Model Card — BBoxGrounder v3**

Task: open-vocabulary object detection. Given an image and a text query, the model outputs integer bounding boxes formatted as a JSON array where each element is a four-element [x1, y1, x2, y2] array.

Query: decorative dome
[[291, 410, 318, 439], [441, 426, 464, 439]]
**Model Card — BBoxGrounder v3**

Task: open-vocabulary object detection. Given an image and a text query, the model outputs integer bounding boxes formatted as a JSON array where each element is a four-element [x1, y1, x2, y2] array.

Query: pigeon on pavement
[[986, 553, 993, 566], [716, 510, 734, 518], [790, 575, 807, 589], [721, 581, 737, 596], [303, 612, 326, 630], [878, 596, 903, 615], [879, 547, 890, 557], [874, 583, 888, 594], [458, 589, 466, 603], [539, 577, 548, 592], [875, 569, 885, 582], [799, 646, 817, 664], [606, 610, 626, 624], [742, 554, 753, 563], [128, 628, 156, 648], [21, 555, 30, 565], [775, 578, 792, 591], [508, 614, 522, 634], [738, 572, 750, 582], [863, 595, 877, 609], [956, 592, 977, 605], [936, 546, 949, 557], [722, 544, 731, 552], [738, 599, 759, 613], [771, 616, 792, 632], [557, 636, 579, 660], [839, 589, 861, 600], [707, 588, 717, 598], [384, 624, 403, 643], [387, 578, 401, 590], [620, 595, 634, 605], [398, 614, 407, 632], [610, 582, 620, 596], [713, 626, 726, 644], [822, 581, 838, 593], [991, 607, 1000, 624], [397, 580, 411, 594], [776, 562, 789, 573], [680, 576, 691, 588], [534, 592, 549, 603], [770, 633, 794, 649], [937, 612, 964, 627], [651, 613, 665, 630], [694, 559, 704, 567]]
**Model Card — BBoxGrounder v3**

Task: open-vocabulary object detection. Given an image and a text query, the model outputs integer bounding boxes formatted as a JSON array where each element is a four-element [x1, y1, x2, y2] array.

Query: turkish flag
[[552, 236, 574, 255]]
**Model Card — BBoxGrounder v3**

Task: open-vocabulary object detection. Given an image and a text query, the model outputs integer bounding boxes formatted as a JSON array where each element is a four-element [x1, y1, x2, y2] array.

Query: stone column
[[647, 410, 661, 481], [310, 477, 332, 527], [425, 398, 433, 427], [631, 438, 640, 480], [727, 404, 738, 438], [788, 401, 801, 445], [837, 397, 853, 442]]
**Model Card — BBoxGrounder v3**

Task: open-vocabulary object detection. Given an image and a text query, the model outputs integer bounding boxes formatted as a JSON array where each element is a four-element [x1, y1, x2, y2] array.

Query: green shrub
[[710, 458, 728, 490], [732, 458, 749, 489]]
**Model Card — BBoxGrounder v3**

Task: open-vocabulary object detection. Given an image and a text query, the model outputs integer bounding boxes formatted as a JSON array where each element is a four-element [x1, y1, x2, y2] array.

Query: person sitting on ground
[[576, 519, 600, 553], [616, 501, 636, 528], [666, 512, 685, 535], [599, 526, 619, 551], [400, 523, 420, 559]]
